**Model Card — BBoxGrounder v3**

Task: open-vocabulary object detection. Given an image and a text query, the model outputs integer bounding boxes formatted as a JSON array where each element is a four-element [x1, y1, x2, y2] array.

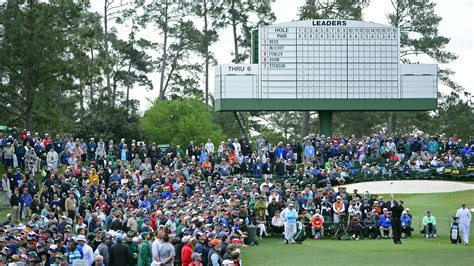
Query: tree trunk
[[229, 0, 246, 135], [301, 111, 310, 139], [104, 0, 112, 101], [231, 0, 239, 63], [112, 74, 117, 105], [25, 86, 33, 131], [89, 46, 94, 105], [159, 1, 169, 100], [204, 0, 209, 105], [233, 112, 246, 136], [80, 81, 84, 111], [387, 112, 397, 135], [126, 58, 132, 110]]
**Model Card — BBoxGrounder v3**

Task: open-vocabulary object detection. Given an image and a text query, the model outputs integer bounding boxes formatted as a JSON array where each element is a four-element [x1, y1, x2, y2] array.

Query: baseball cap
[[191, 252, 201, 260], [182, 235, 192, 243], [210, 239, 221, 246], [76, 235, 87, 242]]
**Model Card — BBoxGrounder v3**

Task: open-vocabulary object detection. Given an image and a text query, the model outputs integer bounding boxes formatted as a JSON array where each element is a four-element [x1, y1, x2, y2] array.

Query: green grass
[[242, 190, 474, 266]]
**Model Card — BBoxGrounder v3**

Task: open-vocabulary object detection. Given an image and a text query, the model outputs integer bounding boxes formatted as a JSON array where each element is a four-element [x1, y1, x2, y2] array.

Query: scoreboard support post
[[318, 110, 333, 137]]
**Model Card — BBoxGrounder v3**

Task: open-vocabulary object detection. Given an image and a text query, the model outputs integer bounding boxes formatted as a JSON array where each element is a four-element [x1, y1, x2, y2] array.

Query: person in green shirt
[[138, 232, 152, 266], [125, 232, 139, 266], [422, 210, 437, 238], [136, 211, 144, 233]]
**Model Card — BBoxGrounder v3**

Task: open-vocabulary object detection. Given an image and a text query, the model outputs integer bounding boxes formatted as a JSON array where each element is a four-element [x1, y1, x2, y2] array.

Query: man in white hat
[[283, 203, 298, 244], [456, 203, 471, 245], [76, 234, 94, 265]]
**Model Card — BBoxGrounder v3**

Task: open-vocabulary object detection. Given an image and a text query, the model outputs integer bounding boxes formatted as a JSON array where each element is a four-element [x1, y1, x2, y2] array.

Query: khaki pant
[[13, 206, 21, 222], [3, 191, 10, 207], [22, 206, 31, 220], [34, 158, 41, 173], [380, 226, 392, 238]]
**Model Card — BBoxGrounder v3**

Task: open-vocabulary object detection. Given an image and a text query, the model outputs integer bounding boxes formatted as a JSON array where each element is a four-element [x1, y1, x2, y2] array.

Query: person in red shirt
[[312, 211, 325, 239], [43, 134, 52, 148], [163, 178, 174, 193], [21, 129, 27, 140], [93, 195, 109, 214], [181, 235, 194, 266], [389, 151, 399, 161]]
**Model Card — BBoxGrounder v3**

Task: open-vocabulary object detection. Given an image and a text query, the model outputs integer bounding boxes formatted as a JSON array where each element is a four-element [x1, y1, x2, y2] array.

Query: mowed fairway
[[242, 190, 474, 266]]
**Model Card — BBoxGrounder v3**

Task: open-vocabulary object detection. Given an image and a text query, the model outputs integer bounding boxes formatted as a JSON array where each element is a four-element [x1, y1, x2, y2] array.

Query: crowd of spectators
[[0, 130, 472, 265]]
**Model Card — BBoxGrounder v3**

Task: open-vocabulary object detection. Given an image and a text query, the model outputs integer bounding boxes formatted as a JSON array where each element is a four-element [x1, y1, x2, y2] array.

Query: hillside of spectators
[[0, 131, 472, 265]]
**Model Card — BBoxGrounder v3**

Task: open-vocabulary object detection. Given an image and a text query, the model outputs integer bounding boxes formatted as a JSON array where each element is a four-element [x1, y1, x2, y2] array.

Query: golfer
[[284, 203, 298, 244], [455, 203, 471, 245]]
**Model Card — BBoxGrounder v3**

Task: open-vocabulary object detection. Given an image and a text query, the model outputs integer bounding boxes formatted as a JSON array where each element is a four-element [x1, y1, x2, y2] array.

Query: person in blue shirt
[[400, 211, 412, 238], [275, 142, 284, 159], [283, 203, 298, 244], [460, 144, 472, 157], [138, 195, 152, 211], [304, 142, 315, 163], [199, 148, 208, 163], [218, 160, 231, 177], [66, 238, 84, 265], [378, 208, 392, 239], [20, 188, 32, 220], [86, 138, 97, 161], [252, 158, 264, 179], [60, 151, 69, 165], [343, 156, 353, 168], [108, 169, 121, 190], [161, 186, 173, 199]]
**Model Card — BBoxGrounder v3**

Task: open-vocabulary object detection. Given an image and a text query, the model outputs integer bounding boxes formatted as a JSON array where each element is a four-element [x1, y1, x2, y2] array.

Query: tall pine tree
[[386, 0, 458, 134]]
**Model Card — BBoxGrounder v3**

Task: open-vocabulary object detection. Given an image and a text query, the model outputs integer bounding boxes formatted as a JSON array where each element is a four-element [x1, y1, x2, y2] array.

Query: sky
[[91, 0, 474, 112]]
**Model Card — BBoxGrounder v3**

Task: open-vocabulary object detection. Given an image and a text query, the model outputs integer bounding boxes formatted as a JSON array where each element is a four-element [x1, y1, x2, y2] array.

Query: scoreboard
[[259, 20, 400, 99]]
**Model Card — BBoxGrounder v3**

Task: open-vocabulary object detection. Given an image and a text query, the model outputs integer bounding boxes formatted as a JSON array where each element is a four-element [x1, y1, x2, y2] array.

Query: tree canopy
[[141, 98, 225, 147]]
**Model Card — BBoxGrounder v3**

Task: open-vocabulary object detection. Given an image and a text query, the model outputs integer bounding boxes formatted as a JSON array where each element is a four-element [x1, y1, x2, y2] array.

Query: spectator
[[379, 208, 392, 239], [189, 252, 203, 266], [400, 211, 412, 238], [66, 238, 83, 265], [181, 235, 194, 266], [311, 210, 324, 239], [76, 234, 94, 266], [110, 233, 131, 266], [363, 212, 378, 239], [208, 239, 222, 266], [423, 210, 437, 238], [20, 187, 32, 221], [157, 234, 175, 266]]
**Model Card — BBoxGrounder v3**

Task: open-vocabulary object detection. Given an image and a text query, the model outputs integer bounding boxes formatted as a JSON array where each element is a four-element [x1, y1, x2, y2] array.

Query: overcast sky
[[91, 0, 473, 111]]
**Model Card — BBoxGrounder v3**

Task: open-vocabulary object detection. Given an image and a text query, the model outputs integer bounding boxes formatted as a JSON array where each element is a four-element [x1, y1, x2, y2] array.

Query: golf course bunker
[[344, 180, 474, 194]]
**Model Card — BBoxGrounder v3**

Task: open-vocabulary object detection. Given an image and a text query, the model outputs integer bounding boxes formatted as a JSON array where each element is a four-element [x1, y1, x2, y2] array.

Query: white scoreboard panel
[[259, 20, 400, 99]]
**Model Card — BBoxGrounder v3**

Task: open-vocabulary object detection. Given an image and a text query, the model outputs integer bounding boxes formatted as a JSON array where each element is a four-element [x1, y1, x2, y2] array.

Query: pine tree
[[386, 0, 458, 134]]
